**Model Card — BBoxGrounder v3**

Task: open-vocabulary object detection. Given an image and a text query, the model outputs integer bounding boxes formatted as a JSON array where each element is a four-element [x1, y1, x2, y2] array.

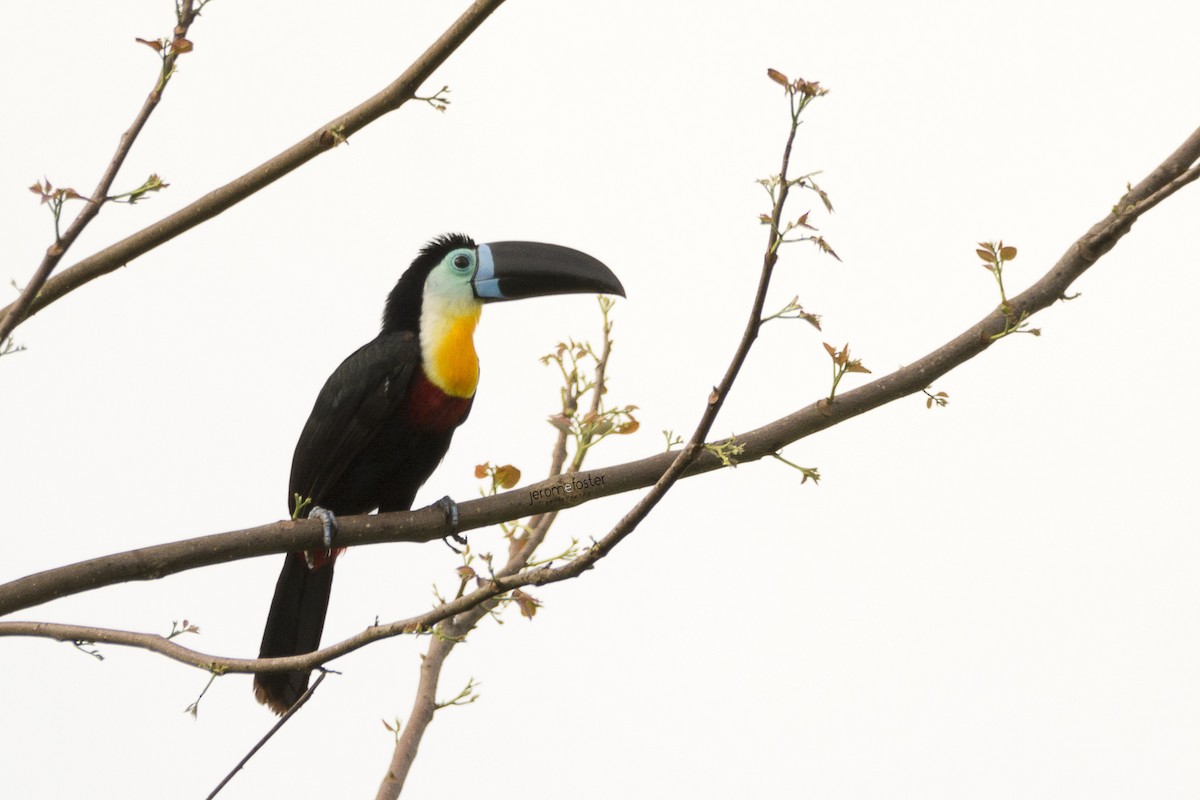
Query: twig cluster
[[3, 7, 1200, 797], [2, 119, 1198, 663], [0, 0, 210, 349], [0, 0, 510, 346]]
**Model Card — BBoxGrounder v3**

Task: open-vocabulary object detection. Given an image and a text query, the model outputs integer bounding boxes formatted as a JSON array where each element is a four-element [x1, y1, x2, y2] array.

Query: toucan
[[254, 233, 625, 714]]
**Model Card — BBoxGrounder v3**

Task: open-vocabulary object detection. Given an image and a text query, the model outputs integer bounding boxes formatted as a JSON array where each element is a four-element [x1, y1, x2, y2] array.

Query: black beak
[[472, 241, 625, 302]]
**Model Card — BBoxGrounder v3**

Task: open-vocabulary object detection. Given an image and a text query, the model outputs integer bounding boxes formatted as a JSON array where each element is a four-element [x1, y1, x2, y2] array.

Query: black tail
[[253, 554, 335, 715]]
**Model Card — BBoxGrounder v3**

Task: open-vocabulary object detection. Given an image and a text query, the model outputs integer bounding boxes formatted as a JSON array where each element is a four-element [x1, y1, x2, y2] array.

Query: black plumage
[[255, 236, 476, 714], [253, 232, 623, 714]]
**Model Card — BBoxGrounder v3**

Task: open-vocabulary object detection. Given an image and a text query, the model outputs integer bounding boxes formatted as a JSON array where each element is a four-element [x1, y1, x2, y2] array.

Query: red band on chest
[[401, 368, 473, 432]]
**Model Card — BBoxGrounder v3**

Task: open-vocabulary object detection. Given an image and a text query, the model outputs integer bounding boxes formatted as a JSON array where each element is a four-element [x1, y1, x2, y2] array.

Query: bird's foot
[[433, 495, 467, 552], [305, 505, 338, 568]]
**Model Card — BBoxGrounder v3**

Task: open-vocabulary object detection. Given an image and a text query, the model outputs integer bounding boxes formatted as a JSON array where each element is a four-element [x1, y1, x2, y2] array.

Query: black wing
[[287, 331, 420, 516]]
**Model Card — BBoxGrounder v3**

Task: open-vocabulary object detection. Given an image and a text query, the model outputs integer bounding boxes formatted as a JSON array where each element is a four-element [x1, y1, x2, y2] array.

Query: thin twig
[[0, 125, 1197, 683], [205, 669, 332, 800], [502, 79, 819, 594], [0, 0, 204, 344], [376, 302, 617, 800], [0, 0, 509, 338]]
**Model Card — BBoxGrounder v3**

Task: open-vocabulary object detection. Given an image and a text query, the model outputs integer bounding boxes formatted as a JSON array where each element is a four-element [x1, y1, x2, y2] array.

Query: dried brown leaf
[[512, 589, 541, 620], [814, 236, 841, 261], [494, 464, 521, 489]]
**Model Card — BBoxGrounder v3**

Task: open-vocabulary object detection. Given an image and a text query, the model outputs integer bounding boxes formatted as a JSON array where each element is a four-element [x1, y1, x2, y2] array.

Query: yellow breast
[[425, 307, 481, 398]]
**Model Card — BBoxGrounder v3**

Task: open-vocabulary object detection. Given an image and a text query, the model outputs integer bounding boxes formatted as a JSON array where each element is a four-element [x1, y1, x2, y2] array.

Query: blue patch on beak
[[472, 244, 502, 299]]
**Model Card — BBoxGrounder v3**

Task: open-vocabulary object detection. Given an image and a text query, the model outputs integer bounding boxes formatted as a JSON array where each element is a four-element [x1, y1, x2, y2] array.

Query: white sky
[[2, 1, 1198, 797]]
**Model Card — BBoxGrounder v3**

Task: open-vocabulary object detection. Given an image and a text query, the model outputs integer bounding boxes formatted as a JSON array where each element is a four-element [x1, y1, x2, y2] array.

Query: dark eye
[[453, 254, 471, 270]]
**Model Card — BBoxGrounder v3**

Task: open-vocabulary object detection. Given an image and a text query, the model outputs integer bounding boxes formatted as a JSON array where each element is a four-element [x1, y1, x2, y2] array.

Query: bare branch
[[0, 0, 508, 338], [0, 0, 206, 344], [535, 76, 827, 582], [206, 670, 332, 800], [1, 124, 1197, 688]]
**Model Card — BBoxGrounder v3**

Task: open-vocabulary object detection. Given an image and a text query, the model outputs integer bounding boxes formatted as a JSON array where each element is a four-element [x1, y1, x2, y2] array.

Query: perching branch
[[0, 0, 206, 346], [1, 115, 1197, 695], [0, 0, 508, 340]]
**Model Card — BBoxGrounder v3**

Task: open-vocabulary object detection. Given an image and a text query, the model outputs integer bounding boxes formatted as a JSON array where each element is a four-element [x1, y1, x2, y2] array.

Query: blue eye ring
[[451, 251, 474, 272]]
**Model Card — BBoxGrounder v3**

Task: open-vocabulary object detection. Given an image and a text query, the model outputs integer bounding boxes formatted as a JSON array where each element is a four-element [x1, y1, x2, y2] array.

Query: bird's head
[[383, 234, 625, 398], [383, 233, 625, 333]]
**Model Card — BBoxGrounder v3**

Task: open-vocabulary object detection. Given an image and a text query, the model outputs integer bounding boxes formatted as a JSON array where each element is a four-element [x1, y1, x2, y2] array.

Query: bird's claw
[[434, 495, 467, 552], [308, 506, 338, 550]]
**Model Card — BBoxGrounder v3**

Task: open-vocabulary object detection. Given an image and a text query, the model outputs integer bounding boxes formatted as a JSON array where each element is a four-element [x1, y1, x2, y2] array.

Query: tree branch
[[0, 544, 598, 678], [1, 123, 1197, 679], [205, 669, 330, 800], [0, 0, 508, 337], [0, 0, 205, 345]]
